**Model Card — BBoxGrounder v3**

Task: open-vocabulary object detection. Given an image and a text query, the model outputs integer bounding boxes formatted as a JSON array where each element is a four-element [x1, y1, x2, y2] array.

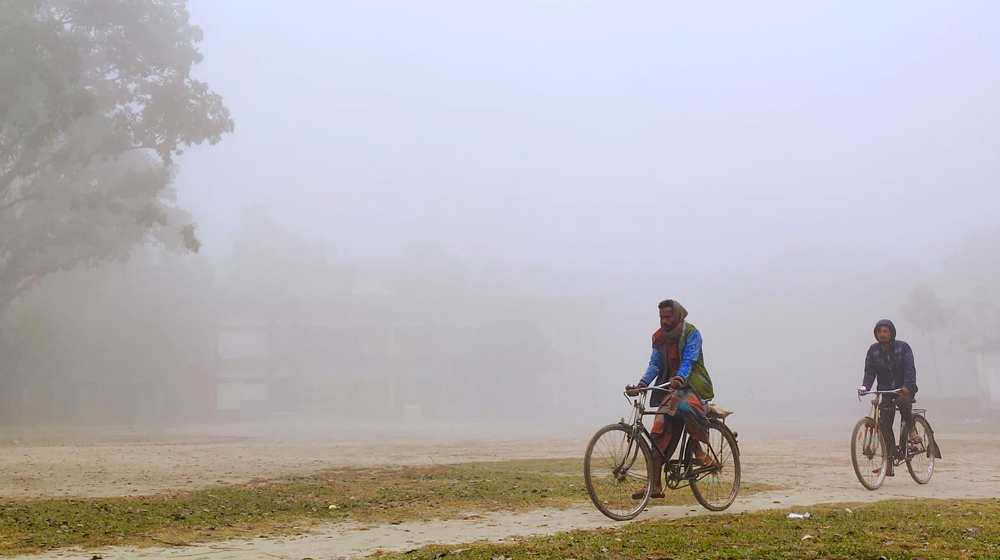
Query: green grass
[[0, 457, 772, 556], [374, 498, 1000, 560]]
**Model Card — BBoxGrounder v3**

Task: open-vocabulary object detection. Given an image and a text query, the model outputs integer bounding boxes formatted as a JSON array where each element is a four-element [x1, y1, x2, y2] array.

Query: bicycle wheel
[[688, 420, 740, 511], [905, 416, 935, 484], [584, 423, 652, 521], [851, 417, 888, 490]]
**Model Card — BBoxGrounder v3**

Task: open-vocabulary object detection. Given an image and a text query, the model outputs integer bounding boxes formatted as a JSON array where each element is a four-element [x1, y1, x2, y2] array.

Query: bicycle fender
[[922, 421, 943, 459]]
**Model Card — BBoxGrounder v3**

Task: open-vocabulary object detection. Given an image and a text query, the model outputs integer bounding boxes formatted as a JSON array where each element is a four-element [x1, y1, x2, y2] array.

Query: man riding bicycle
[[858, 319, 920, 477], [626, 299, 714, 499]]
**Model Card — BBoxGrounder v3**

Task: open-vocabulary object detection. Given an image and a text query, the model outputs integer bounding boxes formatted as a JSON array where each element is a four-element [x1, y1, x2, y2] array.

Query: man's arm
[[676, 329, 703, 380], [640, 348, 661, 386], [902, 343, 917, 392], [862, 348, 876, 390]]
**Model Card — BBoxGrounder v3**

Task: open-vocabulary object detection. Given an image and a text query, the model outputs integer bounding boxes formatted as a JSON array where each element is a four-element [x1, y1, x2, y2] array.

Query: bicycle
[[583, 383, 740, 520], [850, 388, 941, 490]]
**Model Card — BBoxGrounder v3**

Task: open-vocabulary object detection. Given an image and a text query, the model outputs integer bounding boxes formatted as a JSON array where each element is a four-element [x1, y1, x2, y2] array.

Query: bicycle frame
[[621, 385, 721, 488], [859, 389, 928, 465]]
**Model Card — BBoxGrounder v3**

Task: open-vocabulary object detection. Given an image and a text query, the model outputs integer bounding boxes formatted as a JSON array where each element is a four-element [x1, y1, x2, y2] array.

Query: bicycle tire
[[584, 423, 652, 521], [905, 415, 935, 484], [851, 417, 888, 490], [688, 419, 740, 511]]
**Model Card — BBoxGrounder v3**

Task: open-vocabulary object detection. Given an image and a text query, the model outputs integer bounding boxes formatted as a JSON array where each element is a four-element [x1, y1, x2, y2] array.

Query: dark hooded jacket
[[862, 319, 918, 394]]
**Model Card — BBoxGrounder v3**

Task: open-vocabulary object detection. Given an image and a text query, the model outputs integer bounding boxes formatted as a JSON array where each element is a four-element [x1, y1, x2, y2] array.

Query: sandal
[[872, 464, 895, 477], [695, 452, 716, 468]]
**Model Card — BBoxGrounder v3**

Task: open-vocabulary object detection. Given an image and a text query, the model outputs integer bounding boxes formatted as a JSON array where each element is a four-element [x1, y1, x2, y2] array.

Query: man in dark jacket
[[859, 319, 920, 476]]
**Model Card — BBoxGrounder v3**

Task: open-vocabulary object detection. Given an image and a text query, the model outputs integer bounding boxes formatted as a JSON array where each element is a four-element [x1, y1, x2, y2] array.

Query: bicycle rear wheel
[[905, 415, 935, 484], [584, 423, 652, 521], [851, 417, 888, 490], [688, 419, 740, 511]]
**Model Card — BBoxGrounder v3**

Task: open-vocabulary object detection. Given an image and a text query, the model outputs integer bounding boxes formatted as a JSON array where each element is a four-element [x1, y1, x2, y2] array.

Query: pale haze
[[4, 4, 1000, 554], [179, 1, 999, 263], [172, 1, 1000, 415], [4, 1, 999, 426]]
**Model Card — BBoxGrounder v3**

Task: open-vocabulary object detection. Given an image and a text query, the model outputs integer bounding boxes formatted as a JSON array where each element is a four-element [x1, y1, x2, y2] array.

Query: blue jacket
[[640, 328, 703, 387], [863, 319, 918, 394]]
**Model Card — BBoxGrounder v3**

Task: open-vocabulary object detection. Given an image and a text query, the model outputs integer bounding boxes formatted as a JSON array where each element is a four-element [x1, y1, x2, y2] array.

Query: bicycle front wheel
[[583, 423, 652, 521], [905, 415, 935, 484], [851, 417, 888, 490], [688, 419, 740, 511]]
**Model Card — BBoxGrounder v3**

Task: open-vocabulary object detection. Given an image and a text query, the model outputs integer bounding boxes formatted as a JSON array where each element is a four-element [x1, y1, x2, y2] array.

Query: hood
[[666, 300, 689, 324], [873, 319, 897, 342]]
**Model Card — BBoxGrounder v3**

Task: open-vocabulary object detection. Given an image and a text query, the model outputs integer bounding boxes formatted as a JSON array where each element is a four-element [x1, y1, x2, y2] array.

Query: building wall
[[214, 296, 605, 420], [978, 349, 1000, 419]]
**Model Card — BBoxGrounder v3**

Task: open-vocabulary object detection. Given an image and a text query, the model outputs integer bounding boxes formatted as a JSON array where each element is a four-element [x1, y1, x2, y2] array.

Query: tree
[[223, 205, 349, 307], [899, 284, 950, 391], [0, 0, 233, 324], [938, 229, 1000, 347], [899, 284, 951, 335], [0, 248, 219, 423]]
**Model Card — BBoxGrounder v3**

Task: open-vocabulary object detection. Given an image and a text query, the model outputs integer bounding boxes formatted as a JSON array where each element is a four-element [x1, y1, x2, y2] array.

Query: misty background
[[2, 1, 999, 427]]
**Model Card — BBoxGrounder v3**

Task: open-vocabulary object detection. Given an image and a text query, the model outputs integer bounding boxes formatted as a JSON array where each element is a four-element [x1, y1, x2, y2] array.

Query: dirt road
[[4, 415, 998, 560]]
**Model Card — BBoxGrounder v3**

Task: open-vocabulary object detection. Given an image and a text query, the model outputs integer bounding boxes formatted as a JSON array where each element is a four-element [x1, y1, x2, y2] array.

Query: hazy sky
[[175, 1, 1000, 294]]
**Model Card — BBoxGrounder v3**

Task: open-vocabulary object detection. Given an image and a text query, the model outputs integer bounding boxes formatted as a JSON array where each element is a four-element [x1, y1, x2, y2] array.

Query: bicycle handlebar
[[857, 388, 902, 403], [858, 389, 902, 396], [624, 382, 673, 395]]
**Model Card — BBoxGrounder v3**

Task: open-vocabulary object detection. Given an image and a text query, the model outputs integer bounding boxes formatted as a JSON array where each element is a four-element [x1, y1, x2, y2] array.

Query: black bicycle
[[851, 388, 941, 490], [583, 383, 740, 520]]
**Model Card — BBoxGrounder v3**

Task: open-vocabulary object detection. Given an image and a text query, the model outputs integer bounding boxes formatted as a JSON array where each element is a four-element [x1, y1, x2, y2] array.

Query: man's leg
[[636, 419, 672, 499], [661, 420, 684, 460], [645, 432, 665, 498], [877, 400, 897, 476], [681, 418, 713, 467], [673, 392, 712, 466], [687, 439, 714, 466], [645, 419, 682, 497], [896, 391, 918, 443]]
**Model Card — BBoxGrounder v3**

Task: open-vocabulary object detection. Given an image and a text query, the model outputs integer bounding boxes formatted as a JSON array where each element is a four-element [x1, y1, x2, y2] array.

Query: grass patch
[[374, 498, 1000, 560], [0, 457, 771, 556]]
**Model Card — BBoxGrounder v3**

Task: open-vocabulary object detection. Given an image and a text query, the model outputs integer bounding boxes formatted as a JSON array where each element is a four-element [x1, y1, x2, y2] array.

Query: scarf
[[652, 300, 689, 376]]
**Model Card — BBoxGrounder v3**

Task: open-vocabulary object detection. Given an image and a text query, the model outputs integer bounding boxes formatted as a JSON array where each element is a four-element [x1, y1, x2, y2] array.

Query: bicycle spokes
[[852, 418, 888, 491], [688, 421, 740, 511], [584, 424, 653, 521], [862, 426, 878, 457]]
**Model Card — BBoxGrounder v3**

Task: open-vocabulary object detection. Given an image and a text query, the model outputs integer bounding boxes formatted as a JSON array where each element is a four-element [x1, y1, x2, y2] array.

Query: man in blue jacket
[[626, 299, 714, 498], [859, 319, 920, 477]]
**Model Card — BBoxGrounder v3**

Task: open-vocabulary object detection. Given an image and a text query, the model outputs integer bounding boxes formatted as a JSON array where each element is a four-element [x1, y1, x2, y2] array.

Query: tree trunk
[[927, 329, 943, 393]]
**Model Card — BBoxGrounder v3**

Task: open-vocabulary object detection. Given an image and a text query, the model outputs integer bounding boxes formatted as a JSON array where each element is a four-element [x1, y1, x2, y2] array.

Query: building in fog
[[976, 339, 1000, 421], [214, 290, 604, 421]]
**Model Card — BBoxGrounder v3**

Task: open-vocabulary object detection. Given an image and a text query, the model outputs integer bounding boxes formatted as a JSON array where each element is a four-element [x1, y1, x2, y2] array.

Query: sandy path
[[4, 416, 999, 560], [0, 420, 588, 498]]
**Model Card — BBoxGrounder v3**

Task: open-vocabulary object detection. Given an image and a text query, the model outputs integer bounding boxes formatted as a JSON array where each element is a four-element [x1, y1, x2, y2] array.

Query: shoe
[[631, 489, 665, 499]]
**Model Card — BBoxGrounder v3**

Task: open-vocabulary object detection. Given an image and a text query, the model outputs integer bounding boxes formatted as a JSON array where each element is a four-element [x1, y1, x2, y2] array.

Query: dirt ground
[[3, 414, 999, 560]]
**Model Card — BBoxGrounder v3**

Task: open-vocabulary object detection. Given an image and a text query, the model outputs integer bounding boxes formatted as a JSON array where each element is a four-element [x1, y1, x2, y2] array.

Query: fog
[[2, 1, 999, 428]]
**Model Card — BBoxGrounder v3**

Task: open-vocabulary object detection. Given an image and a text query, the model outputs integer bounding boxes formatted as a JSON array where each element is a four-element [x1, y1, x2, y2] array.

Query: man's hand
[[669, 376, 685, 390], [858, 385, 868, 396], [625, 381, 647, 396], [900, 386, 912, 399]]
